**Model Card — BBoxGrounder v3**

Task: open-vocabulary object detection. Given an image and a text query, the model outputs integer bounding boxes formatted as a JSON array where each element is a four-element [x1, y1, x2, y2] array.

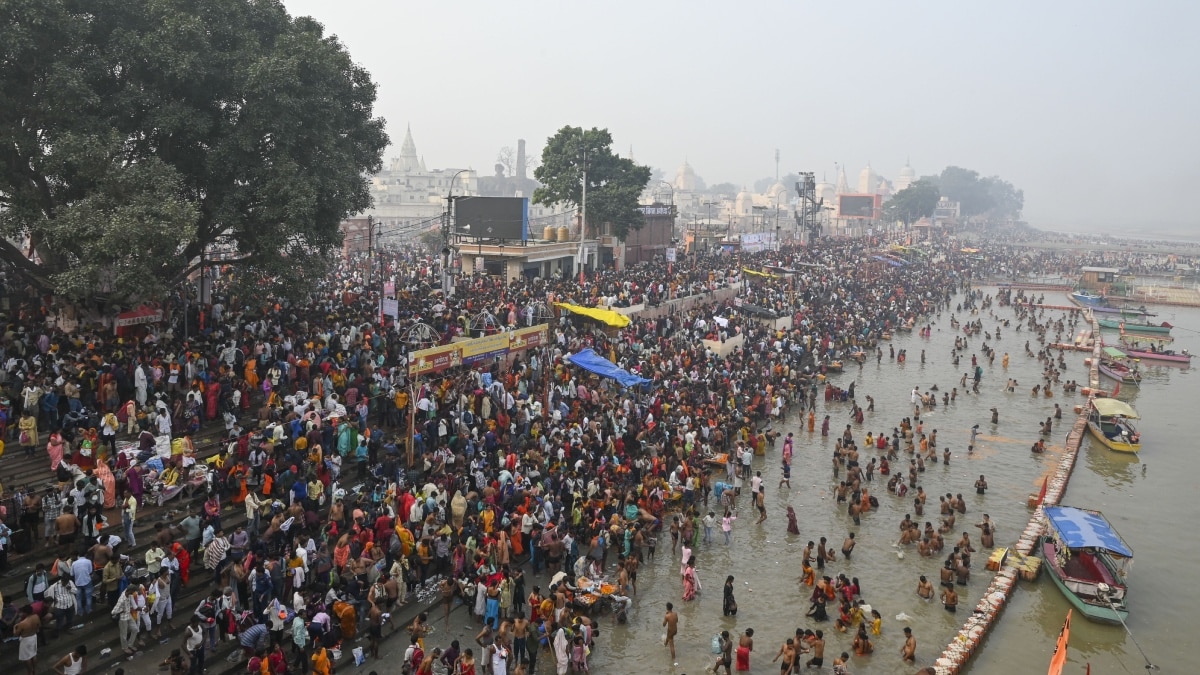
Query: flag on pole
[[1037, 476, 1049, 506], [1047, 609, 1072, 675]]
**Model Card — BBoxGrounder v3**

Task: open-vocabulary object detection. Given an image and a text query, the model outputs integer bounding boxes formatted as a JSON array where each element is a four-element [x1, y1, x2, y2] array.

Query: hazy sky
[[282, 0, 1198, 234]]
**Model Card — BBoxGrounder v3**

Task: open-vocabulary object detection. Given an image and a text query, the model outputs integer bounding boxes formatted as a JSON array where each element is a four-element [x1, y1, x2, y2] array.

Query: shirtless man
[[366, 602, 384, 659], [440, 577, 455, 627], [805, 630, 825, 669], [512, 616, 529, 666], [14, 606, 40, 675], [901, 626, 917, 663], [55, 510, 80, 556], [840, 533, 855, 560], [624, 554, 639, 596], [617, 562, 631, 597], [941, 585, 958, 613], [916, 575, 934, 600], [663, 603, 678, 659], [771, 638, 797, 674]]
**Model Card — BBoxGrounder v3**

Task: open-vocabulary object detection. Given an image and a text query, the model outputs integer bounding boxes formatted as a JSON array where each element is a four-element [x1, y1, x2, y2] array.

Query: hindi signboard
[[407, 343, 462, 377], [510, 324, 549, 352], [460, 332, 511, 365]]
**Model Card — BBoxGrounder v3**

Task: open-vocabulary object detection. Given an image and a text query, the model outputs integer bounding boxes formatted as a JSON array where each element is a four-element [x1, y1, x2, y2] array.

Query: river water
[[575, 290, 1190, 675]]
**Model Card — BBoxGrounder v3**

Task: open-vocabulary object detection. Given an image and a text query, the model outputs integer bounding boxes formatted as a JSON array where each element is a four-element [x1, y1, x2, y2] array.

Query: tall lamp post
[[443, 168, 470, 295], [699, 200, 716, 268]]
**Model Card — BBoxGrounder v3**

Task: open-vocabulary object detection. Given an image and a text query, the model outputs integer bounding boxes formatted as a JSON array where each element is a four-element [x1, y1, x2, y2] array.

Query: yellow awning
[[742, 267, 780, 279], [554, 303, 631, 327]]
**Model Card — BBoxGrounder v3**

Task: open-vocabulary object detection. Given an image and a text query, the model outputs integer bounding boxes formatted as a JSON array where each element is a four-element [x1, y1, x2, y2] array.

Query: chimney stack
[[517, 139, 527, 181]]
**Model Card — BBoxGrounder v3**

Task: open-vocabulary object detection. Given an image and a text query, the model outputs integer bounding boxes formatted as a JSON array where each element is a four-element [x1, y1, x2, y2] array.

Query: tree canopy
[[0, 0, 388, 305], [532, 126, 650, 241], [882, 178, 940, 225], [923, 166, 1024, 222]]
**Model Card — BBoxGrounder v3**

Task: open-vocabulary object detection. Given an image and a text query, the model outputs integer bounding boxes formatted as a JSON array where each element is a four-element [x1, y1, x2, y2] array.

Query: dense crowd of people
[[0, 231, 1150, 675]]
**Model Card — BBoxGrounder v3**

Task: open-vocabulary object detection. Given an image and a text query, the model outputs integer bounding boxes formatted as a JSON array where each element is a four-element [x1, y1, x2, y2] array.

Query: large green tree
[[882, 178, 940, 225], [980, 176, 1024, 222], [533, 126, 650, 241], [0, 0, 388, 305]]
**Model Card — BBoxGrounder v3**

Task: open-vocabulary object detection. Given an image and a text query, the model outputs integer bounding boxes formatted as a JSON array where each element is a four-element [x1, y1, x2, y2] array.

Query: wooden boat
[[1086, 397, 1141, 453], [1040, 506, 1133, 625], [1097, 347, 1141, 386], [1098, 360, 1140, 386], [1091, 304, 1155, 318], [1097, 318, 1172, 334], [1117, 334, 1191, 364]]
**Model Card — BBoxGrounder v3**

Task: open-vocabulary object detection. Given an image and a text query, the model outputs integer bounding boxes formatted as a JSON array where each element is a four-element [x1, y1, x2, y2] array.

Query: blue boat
[[1071, 290, 1107, 306], [1040, 506, 1133, 624], [1070, 290, 1156, 317]]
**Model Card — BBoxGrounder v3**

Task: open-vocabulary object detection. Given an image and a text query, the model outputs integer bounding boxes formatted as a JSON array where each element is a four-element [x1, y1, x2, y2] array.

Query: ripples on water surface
[[577, 291, 1191, 674]]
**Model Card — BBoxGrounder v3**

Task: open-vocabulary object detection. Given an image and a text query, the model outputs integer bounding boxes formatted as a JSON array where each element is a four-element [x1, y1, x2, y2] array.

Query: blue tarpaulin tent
[[566, 348, 652, 389]]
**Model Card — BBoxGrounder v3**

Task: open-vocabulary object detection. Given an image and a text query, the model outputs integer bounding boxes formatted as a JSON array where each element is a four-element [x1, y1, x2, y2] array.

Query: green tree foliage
[[935, 167, 994, 217], [980, 176, 1024, 222], [882, 178, 940, 225], [532, 126, 650, 241], [0, 0, 388, 304]]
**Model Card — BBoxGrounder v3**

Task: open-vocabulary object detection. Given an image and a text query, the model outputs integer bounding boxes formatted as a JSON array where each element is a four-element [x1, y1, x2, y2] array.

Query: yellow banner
[[408, 343, 462, 377]]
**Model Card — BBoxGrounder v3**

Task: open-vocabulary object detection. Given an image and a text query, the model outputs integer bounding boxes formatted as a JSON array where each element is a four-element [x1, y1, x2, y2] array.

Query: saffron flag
[[1047, 609, 1071, 675]]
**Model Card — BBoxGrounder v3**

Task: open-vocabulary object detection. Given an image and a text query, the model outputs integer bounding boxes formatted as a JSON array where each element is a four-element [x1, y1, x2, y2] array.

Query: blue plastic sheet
[[567, 348, 652, 389]]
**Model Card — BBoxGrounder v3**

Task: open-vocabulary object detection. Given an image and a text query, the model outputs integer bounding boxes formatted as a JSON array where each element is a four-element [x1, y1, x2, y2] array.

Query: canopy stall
[[1043, 506, 1134, 558], [741, 267, 780, 279], [1091, 398, 1139, 419], [554, 303, 630, 328], [565, 348, 651, 389]]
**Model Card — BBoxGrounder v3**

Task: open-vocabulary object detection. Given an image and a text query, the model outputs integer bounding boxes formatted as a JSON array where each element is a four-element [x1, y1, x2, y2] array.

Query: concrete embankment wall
[[932, 310, 1100, 674]]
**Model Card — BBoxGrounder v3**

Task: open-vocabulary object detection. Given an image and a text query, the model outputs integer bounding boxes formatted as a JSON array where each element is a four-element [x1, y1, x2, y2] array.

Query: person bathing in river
[[786, 506, 800, 535]]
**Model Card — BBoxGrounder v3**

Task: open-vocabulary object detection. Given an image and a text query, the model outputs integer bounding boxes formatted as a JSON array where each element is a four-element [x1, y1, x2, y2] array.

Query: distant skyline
[[281, 0, 1199, 234]]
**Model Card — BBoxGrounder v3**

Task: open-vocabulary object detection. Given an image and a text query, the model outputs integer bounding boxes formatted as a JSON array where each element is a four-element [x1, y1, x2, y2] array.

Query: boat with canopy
[[1040, 506, 1133, 625]]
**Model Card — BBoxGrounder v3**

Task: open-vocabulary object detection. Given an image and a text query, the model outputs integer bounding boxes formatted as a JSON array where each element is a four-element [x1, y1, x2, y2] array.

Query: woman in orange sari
[[231, 464, 249, 505], [94, 460, 118, 509], [508, 521, 524, 557], [172, 542, 191, 585], [243, 360, 259, 391]]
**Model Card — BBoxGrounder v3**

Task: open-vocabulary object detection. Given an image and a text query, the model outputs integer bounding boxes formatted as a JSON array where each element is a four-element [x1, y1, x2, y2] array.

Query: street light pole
[[444, 168, 470, 295]]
